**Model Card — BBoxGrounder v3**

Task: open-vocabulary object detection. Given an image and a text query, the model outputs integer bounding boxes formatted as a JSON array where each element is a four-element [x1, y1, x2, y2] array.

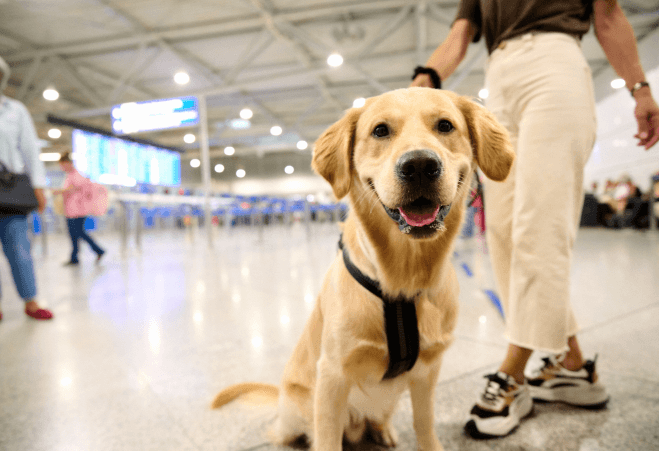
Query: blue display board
[[72, 129, 181, 187], [111, 96, 199, 134]]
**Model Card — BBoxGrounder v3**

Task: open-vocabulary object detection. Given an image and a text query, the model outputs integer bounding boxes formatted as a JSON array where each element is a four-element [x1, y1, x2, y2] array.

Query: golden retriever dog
[[211, 87, 514, 451]]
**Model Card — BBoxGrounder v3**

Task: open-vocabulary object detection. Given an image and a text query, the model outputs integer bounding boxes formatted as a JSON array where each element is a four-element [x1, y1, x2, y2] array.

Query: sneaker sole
[[465, 394, 533, 438], [529, 383, 609, 408]]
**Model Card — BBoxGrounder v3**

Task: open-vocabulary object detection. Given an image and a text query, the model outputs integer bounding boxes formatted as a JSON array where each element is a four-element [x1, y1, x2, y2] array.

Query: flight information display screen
[[72, 129, 181, 187]]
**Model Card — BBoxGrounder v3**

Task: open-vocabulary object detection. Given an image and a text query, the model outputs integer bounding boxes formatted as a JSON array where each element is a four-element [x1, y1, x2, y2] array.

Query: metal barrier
[[29, 192, 349, 255]]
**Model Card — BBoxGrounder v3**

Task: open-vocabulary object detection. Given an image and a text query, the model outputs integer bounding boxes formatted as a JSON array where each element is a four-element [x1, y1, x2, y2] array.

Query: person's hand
[[633, 90, 659, 150], [410, 73, 435, 88], [34, 188, 46, 214]]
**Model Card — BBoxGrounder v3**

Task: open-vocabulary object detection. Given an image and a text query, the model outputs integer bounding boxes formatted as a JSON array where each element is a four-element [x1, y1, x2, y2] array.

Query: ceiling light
[[39, 153, 61, 162], [174, 71, 190, 85], [43, 88, 59, 101], [240, 108, 253, 120], [306, 194, 315, 202], [236, 169, 246, 178], [611, 78, 626, 89], [327, 53, 344, 67], [296, 140, 308, 150], [285, 165, 294, 174], [478, 88, 489, 99], [184, 133, 196, 144], [353, 97, 366, 108], [214, 164, 224, 173], [48, 128, 61, 139], [224, 146, 235, 156], [229, 118, 251, 130], [190, 158, 200, 168], [270, 126, 282, 136]]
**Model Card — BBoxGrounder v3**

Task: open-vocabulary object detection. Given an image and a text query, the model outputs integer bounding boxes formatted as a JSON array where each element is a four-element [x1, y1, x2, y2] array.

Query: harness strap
[[339, 237, 420, 380]]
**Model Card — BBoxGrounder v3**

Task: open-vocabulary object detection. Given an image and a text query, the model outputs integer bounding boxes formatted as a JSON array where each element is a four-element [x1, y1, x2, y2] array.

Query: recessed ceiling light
[[174, 72, 190, 85], [270, 126, 282, 136], [224, 146, 235, 156], [285, 165, 294, 174], [478, 88, 489, 99], [353, 97, 366, 108], [611, 78, 626, 89], [184, 133, 196, 143], [236, 169, 246, 178], [327, 53, 344, 67], [240, 108, 253, 120], [48, 128, 61, 139], [296, 140, 308, 150], [190, 158, 200, 168], [39, 153, 61, 162], [214, 164, 224, 173], [43, 88, 59, 101]]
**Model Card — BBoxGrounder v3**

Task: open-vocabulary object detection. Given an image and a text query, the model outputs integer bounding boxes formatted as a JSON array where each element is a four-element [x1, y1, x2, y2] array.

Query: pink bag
[[81, 182, 108, 216]]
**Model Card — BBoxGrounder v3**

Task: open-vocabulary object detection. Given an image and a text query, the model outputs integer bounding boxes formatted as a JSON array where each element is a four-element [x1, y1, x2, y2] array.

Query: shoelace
[[481, 373, 509, 404]]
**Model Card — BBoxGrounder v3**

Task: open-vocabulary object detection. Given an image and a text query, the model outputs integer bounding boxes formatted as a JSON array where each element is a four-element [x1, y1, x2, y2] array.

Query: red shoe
[[25, 308, 53, 320]]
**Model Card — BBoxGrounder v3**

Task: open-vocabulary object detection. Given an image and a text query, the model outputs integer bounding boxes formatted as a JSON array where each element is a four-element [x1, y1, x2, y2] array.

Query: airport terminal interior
[[2, 1, 659, 450]]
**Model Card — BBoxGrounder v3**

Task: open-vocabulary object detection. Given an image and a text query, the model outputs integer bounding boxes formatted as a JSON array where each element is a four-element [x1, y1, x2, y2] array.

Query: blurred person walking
[[0, 56, 53, 320], [411, 0, 659, 438], [53, 151, 105, 266]]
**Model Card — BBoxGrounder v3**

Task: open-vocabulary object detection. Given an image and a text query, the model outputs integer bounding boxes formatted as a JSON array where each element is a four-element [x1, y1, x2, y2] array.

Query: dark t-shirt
[[456, 0, 593, 54]]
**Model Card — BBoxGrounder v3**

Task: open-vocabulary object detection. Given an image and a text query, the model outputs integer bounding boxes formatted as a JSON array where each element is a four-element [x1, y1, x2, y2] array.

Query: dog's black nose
[[395, 150, 442, 184]]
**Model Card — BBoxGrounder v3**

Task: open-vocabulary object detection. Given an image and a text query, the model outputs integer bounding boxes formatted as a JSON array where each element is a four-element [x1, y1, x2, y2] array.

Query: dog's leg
[[409, 365, 444, 451], [313, 356, 351, 451]]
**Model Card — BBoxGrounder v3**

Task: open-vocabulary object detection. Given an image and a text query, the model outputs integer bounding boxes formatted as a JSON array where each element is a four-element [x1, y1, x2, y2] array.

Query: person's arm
[[593, 0, 659, 150], [14, 102, 49, 213], [411, 19, 478, 88], [52, 185, 77, 195]]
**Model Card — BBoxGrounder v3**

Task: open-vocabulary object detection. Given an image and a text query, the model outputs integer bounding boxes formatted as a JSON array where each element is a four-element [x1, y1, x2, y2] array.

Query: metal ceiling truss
[[3, 0, 658, 159]]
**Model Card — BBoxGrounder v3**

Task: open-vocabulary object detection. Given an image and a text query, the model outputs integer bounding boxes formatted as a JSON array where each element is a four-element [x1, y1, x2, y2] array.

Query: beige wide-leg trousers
[[483, 32, 597, 353]]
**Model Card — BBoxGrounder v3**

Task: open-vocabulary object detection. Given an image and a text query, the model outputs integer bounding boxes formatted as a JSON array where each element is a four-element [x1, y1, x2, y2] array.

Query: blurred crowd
[[583, 173, 659, 229]]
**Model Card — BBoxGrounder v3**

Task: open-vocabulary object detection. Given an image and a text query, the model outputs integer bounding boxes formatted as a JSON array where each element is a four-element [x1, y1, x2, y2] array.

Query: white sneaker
[[527, 354, 609, 408], [464, 372, 533, 438]]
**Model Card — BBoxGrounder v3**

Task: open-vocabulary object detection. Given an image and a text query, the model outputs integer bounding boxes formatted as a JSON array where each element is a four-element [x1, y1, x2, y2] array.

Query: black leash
[[338, 238, 420, 380]]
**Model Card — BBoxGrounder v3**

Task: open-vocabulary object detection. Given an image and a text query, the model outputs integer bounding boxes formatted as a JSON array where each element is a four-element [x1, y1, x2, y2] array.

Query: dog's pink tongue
[[399, 205, 440, 227]]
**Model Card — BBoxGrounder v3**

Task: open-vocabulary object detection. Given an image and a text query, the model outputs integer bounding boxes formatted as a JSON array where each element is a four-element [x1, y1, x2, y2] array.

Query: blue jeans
[[67, 217, 104, 263], [0, 215, 37, 300]]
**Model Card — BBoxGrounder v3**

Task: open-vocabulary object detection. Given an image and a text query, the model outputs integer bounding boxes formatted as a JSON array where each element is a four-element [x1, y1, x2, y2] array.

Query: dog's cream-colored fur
[[211, 88, 514, 451]]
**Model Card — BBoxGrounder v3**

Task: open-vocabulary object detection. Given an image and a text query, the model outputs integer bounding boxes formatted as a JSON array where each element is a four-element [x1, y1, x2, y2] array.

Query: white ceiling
[[2, 0, 659, 183]]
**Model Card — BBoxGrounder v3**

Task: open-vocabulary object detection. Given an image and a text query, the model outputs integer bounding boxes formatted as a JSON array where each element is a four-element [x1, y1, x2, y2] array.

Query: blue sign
[[111, 96, 199, 134]]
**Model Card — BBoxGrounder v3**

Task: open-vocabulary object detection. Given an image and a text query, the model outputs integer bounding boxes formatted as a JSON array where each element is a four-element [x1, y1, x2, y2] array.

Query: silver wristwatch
[[630, 81, 649, 97]]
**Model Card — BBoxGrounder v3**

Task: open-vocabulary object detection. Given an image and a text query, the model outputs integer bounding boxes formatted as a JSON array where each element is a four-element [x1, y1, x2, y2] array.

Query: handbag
[[0, 161, 39, 215], [82, 181, 109, 216]]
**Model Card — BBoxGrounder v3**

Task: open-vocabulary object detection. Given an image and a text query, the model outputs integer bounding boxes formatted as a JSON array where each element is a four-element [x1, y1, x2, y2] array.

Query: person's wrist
[[630, 81, 650, 98], [632, 86, 651, 100]]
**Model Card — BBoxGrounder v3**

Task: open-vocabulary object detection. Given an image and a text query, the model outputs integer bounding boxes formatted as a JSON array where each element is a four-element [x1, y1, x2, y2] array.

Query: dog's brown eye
[[437, 120, 454, 133], [372, 124, 390, 138]]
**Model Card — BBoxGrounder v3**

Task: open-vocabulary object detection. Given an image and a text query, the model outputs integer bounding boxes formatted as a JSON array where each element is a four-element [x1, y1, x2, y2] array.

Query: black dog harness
[[339, 238, 420, 380]]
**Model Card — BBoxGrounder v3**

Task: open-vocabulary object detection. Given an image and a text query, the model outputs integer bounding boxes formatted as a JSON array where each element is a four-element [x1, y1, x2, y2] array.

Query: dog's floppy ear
[[312, 107, 362, 199], [458, 97, 515, 182]]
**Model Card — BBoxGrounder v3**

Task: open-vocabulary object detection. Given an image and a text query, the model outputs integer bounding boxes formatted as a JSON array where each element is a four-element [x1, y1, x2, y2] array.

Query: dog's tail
[[211, 382, 279, 409]]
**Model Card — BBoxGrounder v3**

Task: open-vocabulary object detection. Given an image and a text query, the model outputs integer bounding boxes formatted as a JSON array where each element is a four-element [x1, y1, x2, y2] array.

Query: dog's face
[[313, 88, 514, 239]]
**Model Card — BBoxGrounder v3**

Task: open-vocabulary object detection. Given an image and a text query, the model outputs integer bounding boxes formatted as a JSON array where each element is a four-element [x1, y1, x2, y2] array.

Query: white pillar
[[198, 94, 213, 245]]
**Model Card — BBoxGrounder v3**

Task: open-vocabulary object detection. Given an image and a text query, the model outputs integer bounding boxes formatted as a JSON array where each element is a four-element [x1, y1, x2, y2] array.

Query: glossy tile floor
[[0, 223, 658, 451]]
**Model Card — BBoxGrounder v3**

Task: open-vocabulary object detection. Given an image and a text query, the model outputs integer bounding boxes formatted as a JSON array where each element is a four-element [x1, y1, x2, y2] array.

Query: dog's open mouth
[[382, 197, 451, 236]]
